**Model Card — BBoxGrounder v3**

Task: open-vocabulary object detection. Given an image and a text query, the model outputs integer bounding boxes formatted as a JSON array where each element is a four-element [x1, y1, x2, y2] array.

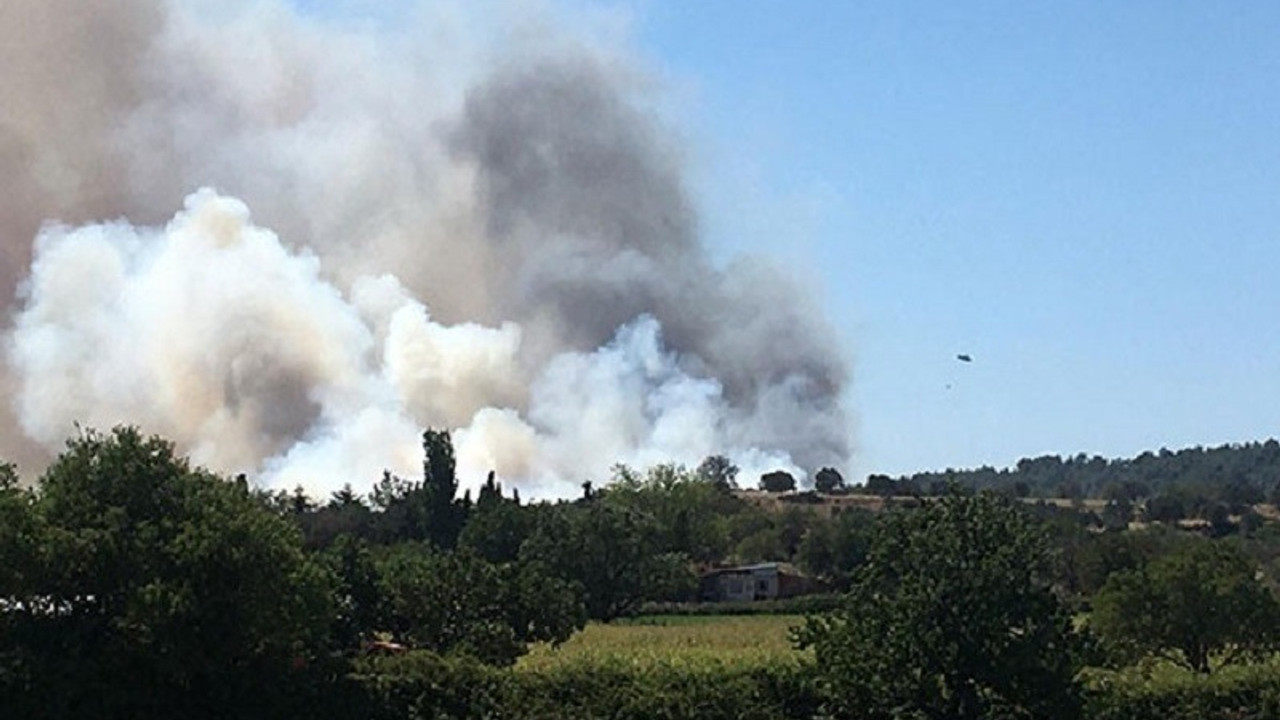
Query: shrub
[[509, 658, 820, 720], [352, 650, 820, 720], [1084, 661, 1280, 720], [351, 651, 508, 720]]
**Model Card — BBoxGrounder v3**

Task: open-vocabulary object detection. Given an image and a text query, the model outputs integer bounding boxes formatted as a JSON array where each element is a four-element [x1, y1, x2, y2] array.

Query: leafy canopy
[[2, 427, 335, 717], [796, 491, 1083, 720], [1090, 539, 1280, 673]]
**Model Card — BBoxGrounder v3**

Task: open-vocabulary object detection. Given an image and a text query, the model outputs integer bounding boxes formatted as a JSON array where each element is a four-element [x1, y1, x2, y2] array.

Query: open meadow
[[518, 614, 809, 672]]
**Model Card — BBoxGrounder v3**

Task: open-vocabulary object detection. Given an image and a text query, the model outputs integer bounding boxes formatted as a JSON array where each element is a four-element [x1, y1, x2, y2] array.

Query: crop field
[[518, 614, 809, 672]]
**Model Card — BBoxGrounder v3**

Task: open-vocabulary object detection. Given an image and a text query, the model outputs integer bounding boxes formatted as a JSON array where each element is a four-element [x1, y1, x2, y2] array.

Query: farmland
[[518, 614, 807, 672]]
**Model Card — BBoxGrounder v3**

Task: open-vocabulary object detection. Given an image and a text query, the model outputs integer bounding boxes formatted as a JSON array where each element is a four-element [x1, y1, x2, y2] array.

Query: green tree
[[520, 499, 667, 621], [0, 461, 42, 698], [0, 461, 40, 603], [458, 472, 532, 564], [864, 473, 897, 496], [377, 544, 582, 664], [320, 534, 386, 651], [696, 454, 739, 489], [814, 467, 845, 493], [4, 427, 335, 717], [796, 491, 1083, 720], [1065, 527, 1182, 598], [1090, 540, 1280, 673], [601, 463, 737, 564], [796, 508, 873, 590], [1143, 493, 1187, 523], [421, 428, 465, 548], [1099, 497, 1133, 531], [298, 484, 374, 549], [759, 470, 796, 493], [371, 429, 468, 548]]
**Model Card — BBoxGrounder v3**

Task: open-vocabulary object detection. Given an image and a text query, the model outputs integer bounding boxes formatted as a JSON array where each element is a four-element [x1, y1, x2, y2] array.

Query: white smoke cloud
[[0, 0, 850, 496], [12, 190, 381, 473], [7, 189, 808, 496]]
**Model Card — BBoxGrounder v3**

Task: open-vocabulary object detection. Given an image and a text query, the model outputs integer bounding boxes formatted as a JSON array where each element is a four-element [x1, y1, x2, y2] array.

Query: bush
[[509, 658, 820, 720], [1084, 661, 1280, 720], [351, 651, 508, 720], [352, 650, 820, 720]]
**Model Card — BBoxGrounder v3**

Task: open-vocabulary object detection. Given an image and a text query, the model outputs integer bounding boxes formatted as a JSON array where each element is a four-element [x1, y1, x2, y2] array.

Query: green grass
[[518, 614, 809, 672]]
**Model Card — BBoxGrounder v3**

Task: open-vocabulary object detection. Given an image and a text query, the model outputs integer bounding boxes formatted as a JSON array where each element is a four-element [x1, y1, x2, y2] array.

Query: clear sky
[[628, 2, 1280, 479]]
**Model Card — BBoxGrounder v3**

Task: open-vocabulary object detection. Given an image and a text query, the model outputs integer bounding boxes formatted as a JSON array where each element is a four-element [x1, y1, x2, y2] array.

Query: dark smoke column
[[451, 58, 852, 474]]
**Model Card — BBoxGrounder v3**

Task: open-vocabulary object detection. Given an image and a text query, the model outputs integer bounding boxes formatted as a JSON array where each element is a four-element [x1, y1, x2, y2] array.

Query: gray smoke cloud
[[0, 0, 850, 496]]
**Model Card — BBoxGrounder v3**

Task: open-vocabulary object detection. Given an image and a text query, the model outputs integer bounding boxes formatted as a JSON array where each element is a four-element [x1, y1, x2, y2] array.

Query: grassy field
[[518, 614, 809, 672]]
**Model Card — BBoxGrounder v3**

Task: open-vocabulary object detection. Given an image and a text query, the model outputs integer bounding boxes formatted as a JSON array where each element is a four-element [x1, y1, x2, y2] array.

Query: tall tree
[[370, 429, 467, 548], [797, 491, 1083, 720], [421, 428, 466, 549]]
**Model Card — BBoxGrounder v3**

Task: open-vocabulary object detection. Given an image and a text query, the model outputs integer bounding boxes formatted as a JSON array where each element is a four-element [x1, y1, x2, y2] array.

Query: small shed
[[699, 562, 820, 602]]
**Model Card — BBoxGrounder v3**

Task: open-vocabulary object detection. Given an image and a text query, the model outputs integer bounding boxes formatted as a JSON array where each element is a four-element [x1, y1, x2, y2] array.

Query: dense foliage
[[0, 428, 336, 718], [5, 427, 1280, 719], [797, 492, 1083, 720], [1090, 539, 1280, 672], [871, 440, 1280, 522]]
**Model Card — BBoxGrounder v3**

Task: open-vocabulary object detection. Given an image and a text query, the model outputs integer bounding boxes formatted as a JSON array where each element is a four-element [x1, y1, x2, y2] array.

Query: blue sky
[[630, 2, 1280, 478], [292, 1, 1280, 479]]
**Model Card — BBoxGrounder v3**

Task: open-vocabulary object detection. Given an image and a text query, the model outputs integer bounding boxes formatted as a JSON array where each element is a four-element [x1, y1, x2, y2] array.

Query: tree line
[[0, 427, 867, 717], [5, 426, 1280, 719], [861, 440, 1280, 529]]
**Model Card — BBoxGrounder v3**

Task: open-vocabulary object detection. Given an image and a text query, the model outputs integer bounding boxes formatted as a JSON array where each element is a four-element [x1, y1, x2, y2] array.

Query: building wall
[[702, 565, 785, 602]]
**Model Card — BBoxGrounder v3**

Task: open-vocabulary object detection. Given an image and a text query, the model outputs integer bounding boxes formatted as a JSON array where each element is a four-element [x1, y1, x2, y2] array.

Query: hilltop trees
[[797, 491, 1083, 720], [696, 454, 739, 489], [760, 470, 797, 493], [880, 440, 1280, 520], [813, 467, 845, 493]]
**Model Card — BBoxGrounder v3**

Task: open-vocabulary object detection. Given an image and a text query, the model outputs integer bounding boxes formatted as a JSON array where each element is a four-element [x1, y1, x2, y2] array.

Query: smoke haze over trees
[[0, 0, 850, 497]]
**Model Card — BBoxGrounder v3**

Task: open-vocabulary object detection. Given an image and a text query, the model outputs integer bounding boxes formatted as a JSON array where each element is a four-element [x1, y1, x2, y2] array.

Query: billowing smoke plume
[[0, 0, 850, 496]]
